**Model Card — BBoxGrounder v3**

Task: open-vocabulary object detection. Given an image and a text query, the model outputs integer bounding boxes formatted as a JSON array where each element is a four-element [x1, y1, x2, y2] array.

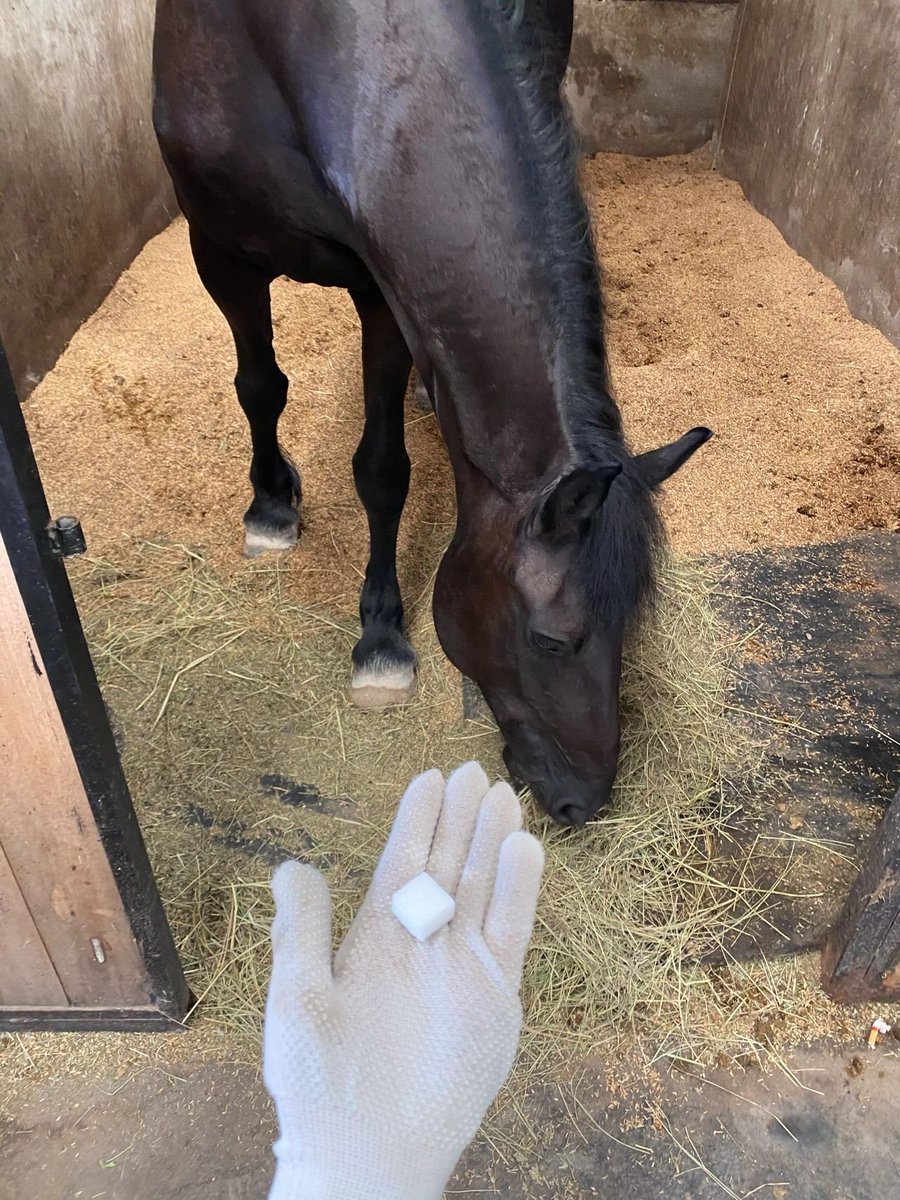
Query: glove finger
[[427, 762, 491, 895], [368, 768, 445, 903], [454, 780, 522, 930], [483, 831, 545, 985], [268, 860, 333, 1001]]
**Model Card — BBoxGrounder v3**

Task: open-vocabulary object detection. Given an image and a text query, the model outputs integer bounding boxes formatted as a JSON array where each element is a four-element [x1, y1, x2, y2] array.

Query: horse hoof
[[243, 522, 298, 557], [351, 661, 416, 710]]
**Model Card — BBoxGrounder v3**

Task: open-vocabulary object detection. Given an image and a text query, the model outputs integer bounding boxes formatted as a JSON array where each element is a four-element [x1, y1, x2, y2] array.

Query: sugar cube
[[391, 872, 455, 941]]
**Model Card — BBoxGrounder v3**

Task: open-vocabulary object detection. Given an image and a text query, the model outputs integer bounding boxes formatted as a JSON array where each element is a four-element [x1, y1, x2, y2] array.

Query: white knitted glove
[[263, 762, 544, 1200]]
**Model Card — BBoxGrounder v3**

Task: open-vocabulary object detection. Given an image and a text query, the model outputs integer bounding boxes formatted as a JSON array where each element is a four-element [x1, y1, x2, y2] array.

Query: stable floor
[[3, 1041, 899, 1199], [5, 151, 900, 1198]]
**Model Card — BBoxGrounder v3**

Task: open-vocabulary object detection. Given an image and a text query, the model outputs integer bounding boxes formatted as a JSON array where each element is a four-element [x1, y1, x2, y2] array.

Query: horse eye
[[529, 631, 570, 655]]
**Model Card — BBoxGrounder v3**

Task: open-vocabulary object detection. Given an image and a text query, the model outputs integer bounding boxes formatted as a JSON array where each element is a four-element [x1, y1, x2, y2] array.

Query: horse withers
[[152, 0, 710, 826]]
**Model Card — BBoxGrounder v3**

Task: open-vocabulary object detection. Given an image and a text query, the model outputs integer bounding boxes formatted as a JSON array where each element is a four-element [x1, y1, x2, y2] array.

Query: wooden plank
[[822, 788, 900, 1003], [0, 531, 150, 1007], [0, 1006, 180, 1033], [0, 839, 67, 1006]]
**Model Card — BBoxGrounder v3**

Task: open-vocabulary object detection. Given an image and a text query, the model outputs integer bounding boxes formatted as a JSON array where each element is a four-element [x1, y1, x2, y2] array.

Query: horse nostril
[[502, 747, 527, 793], [555, 802, 588, 828]]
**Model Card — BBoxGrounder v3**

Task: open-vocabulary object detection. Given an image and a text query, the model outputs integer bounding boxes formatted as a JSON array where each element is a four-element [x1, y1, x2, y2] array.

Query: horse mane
[[489, 4, 613, 423], [492, 1, 663, 631]]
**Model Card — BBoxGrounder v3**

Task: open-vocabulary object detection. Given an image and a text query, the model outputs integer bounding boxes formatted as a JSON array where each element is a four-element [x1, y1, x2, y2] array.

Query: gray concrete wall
[[567, 1, 738, 156], [715, 0, 900, 347], [0, 1, 175, 399]]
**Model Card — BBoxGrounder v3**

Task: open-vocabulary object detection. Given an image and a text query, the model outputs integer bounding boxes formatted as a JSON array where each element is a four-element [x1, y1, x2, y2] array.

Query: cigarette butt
[[867, 1017, 892, 1047]]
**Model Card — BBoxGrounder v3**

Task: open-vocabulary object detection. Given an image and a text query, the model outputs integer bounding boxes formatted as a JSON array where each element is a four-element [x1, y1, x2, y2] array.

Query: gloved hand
[[263, 762, 544, 1200]]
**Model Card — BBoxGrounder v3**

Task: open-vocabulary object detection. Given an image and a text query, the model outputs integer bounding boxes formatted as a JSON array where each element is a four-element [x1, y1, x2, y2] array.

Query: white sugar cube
[[391, 872, 455, 941]]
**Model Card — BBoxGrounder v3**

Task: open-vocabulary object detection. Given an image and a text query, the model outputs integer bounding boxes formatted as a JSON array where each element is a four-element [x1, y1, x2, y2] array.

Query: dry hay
[[26, 537, 840, 1087], [7, 150, 896, 1164]]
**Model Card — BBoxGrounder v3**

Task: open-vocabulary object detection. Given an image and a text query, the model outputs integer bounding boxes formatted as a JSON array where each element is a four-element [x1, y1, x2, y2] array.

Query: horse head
[[434, 427, 711, 825]]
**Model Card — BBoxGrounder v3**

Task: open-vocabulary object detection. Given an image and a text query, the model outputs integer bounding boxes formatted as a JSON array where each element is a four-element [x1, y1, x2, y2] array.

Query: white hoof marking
[[351, 661, 416, 710], [243, 525, 298, 557]]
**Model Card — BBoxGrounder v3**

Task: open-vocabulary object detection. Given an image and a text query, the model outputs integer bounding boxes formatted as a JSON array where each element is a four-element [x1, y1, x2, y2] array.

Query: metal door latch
[[48, 515, 87, 557]]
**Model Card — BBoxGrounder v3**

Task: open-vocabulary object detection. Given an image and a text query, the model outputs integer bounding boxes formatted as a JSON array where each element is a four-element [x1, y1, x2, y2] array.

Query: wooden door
[[0, 342, 188, 1029]]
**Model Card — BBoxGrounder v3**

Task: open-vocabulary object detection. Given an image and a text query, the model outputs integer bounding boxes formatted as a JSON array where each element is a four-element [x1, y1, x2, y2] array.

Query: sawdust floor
[[6, 152, 900, 1197], [3, 1046, 899, 1200], [23, 151, 900, 598]]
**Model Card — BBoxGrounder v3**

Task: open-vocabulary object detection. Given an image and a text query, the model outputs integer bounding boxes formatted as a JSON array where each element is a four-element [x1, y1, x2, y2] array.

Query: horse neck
[[318, 1, 621, 496], [423, 290, 618, 502]]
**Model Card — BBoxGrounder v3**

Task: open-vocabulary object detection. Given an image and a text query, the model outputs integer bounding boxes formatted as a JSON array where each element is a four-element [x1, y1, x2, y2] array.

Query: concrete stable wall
[[19, 0, 884, 400], [567, 0, 739, 155], [0, 0, 739, 398], [0, 0, 174, 399], [715, 0, 900, 347]]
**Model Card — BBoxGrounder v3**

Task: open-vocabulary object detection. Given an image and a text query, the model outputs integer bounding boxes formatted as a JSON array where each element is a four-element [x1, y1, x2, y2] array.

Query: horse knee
[[235, 363, 288, 419], [352, 443, 410, 512]]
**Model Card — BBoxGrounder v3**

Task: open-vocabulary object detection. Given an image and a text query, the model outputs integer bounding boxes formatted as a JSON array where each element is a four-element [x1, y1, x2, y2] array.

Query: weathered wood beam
[[822, 787, 900, 1003]]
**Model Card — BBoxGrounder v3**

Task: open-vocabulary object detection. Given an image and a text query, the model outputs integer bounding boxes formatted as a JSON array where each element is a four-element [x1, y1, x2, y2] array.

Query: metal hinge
[[47, 515, 87, 557]]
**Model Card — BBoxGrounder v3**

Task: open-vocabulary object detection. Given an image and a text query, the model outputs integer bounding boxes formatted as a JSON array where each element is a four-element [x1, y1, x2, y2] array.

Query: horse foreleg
[[189, 225, 301, 556], [349, 285, 416, 709]]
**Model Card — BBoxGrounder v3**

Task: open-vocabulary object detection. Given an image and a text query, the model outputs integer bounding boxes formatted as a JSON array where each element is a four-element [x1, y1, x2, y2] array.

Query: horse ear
[[634, 427, 712, 489], [534, 463, 622, 544]]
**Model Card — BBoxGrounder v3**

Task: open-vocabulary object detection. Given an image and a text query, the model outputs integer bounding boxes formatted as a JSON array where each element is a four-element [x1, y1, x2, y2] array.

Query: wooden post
[[822, 787, 900, 1003]]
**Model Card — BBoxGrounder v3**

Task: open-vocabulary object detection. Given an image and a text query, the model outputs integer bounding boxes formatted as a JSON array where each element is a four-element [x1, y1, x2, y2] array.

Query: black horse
[[152, 0, 710, 826]]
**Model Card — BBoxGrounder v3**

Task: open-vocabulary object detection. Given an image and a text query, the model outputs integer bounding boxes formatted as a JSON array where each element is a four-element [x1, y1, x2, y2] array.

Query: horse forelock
[[575, 460, 664, 633]]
